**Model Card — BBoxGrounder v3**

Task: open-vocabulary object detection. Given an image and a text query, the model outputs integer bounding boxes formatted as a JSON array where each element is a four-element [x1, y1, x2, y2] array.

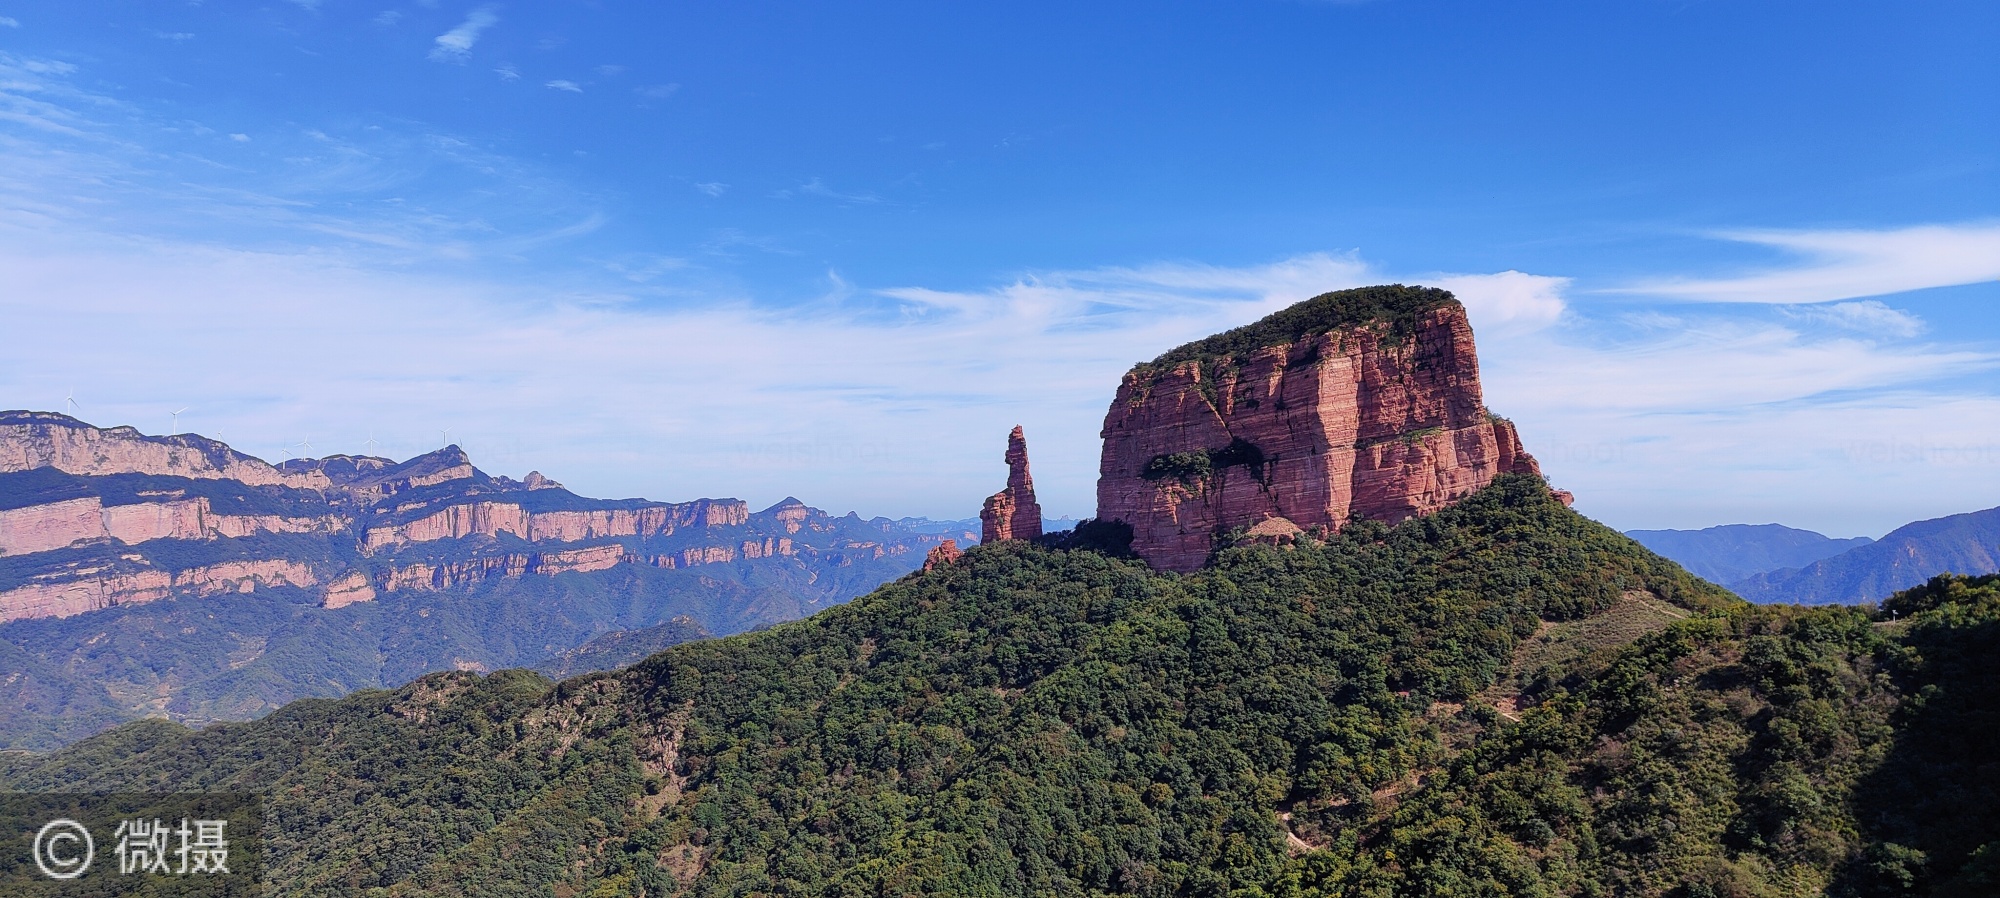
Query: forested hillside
[[4, 476, 1996, 897]]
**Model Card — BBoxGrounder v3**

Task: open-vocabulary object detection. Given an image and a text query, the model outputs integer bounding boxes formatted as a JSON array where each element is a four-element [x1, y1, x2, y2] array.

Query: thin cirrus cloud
[[544, 80, 583, 93], [429, 8, 498, 62], [1619, 223, 2000, 304], [0, 51, 605, 268], [1783, 300, 1926, 339]]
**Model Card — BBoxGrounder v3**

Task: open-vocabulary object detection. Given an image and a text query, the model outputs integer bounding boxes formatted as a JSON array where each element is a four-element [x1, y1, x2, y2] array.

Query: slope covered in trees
[[5, 477, 1997, 896]]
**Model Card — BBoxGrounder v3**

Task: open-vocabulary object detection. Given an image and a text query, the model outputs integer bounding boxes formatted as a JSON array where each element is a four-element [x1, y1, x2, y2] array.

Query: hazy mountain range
[[1630, 506, 2000, 604], [0, 410, 976, 749]]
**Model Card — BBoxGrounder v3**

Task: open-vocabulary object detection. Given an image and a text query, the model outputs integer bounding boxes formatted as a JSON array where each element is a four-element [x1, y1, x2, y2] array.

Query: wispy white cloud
[[693, 182, 727, 197], [429, 7, 498, 63], [155, 31, 194, 42], [1622, 223, 2000, 304], [2, 208, 1995, 534], [1426, 270, 1569, 334], [228, 133, 250, 142], [19, 58, 78, 75], [793, 177, 882, 204], [0, 54, 604, 265], [0, 17, 19, 28], [493, 65, 519, 81], [544, 79, 582, 93], [1784, 300, 1925, 338], [635, 83, 680, 101], [0, 241, 1361, 520], [374, 10, 404, 26]]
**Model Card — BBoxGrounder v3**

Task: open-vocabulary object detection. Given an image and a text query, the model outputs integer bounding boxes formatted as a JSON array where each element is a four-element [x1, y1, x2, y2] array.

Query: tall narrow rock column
[[980, 426, 1044, 543]]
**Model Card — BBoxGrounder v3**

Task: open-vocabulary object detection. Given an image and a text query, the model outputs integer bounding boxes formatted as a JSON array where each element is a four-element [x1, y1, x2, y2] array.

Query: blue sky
[[1, 1, 1997, 537]]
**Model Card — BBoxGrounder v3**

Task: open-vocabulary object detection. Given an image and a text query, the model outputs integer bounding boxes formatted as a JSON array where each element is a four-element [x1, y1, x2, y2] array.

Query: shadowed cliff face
[[1096, 287, 1555, 572]]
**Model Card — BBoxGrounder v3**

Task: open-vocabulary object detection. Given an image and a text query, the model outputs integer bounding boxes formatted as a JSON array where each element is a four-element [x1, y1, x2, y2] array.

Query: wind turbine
[[364, 432, 381, 456], [64, 389, 80, 416], [438, 428, 453, 448], [297, 436, 315, 456], [170, 407, 189, 433]]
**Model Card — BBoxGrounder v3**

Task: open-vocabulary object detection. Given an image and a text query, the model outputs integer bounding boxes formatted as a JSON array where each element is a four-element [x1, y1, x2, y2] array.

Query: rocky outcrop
[[313, 447, 479, 504], [0, 411, 329, 489], [361, 499, 750, 553], [0, 559, 318, 623], [768, 498, 812, 534], [0, 496, 342, 556], [374, 538, 795, 593], [979, 427, 1044, 543], [922, 539, 963, 572], [1096, 286, 1557, 572], [321, 571, 377, 609], [378, 545, 623, 592]]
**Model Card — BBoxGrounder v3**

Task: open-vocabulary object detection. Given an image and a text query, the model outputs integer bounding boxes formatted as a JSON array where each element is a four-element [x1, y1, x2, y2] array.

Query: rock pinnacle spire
[[980, 426, 1043, 543]]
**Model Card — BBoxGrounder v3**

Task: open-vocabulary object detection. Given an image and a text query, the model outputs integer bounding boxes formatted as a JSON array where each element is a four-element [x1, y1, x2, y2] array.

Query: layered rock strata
[[0, 496, 343, 556], [0, 411, 329, 488], [360, 499, 747, 553], [0, 413, 972, 624], [979, 426, 1044, 543], [1096, 285, 1556, 572], [0, 559, 317, 623]]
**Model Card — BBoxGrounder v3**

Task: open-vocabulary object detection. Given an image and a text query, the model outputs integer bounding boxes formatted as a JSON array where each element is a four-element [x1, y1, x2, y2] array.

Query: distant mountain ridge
[[0, 410, 976, 749], [1732, 505, 2000, 604], [1625, 523, 1873, 585]]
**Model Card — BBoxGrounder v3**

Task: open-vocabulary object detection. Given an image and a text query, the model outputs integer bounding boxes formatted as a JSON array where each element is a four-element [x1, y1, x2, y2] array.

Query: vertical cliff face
[[979, 426, 1044, 543], [0, 416, 965, 625], [0, 411, 329, 488], [1096, 285, 1555, 572]]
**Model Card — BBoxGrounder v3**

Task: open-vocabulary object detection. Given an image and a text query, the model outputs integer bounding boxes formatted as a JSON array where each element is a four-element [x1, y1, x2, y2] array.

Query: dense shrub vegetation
[[1141, 285, 1457, 372], [4, 477, 1995, 897]]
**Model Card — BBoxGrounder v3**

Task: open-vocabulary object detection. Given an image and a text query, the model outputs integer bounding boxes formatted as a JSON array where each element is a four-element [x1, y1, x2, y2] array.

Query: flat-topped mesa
[[1096, 284, 1559, 573], [979, 426, 1044, 543]]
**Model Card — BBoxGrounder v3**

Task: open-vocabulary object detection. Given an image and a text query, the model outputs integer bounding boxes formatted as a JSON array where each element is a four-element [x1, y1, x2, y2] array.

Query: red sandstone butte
[[979, 426, 1044, 543], [1096, 286, 1559, 573]]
